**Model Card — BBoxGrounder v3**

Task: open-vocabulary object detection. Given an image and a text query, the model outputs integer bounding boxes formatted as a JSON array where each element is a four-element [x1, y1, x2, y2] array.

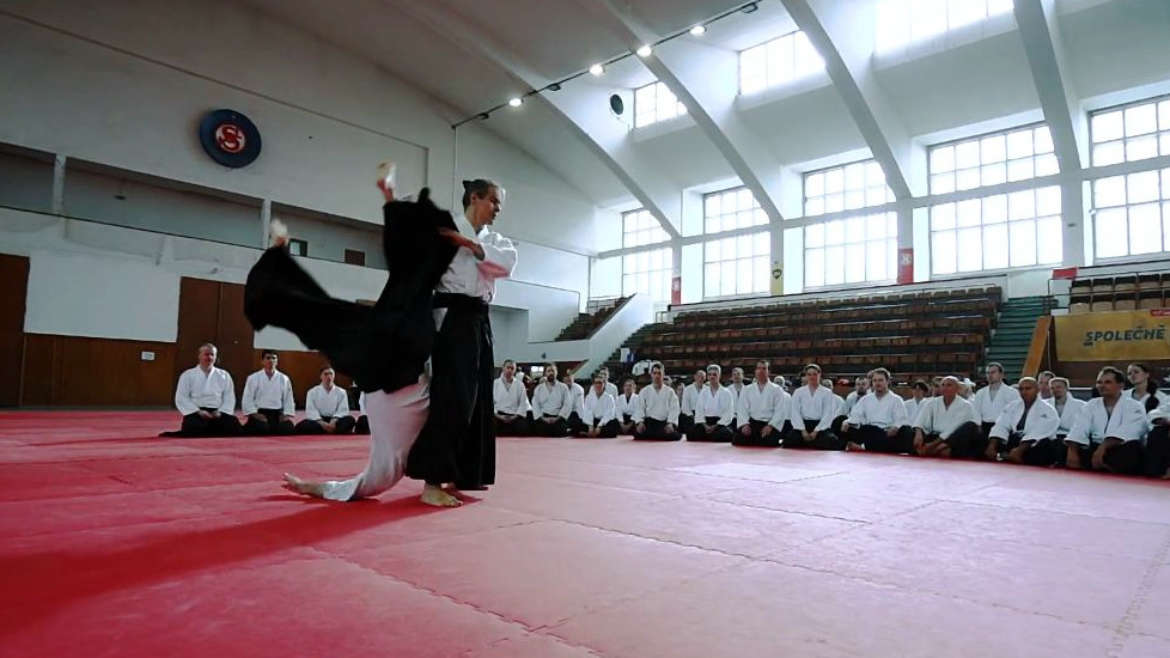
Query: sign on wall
[[1054, 308, 1170, 361], [198, 109, 262, 168]]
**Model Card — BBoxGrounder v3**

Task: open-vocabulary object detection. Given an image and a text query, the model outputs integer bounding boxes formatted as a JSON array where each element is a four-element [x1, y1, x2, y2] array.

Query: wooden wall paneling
[[0, 254, 29, 406], [19, 333, 55, 405], [176, 277, 222, 382], [216, 282, 254, 402]]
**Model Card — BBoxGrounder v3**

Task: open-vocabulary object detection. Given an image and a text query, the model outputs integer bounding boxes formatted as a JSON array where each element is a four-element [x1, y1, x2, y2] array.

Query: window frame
[[633, 81, 687, 129], [702, 185, 768, 235], [927, 185, 1063, 276], [927, 122, 1057, 195], [802, 211, 898, 291], [802, 158, 895, 218]]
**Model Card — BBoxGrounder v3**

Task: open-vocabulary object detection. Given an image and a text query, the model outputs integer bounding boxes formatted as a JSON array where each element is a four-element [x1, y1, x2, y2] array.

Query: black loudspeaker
[[609, 94, 625, 116]]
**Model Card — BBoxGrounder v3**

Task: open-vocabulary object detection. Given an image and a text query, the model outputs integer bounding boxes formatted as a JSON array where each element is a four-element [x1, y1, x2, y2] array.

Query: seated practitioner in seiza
[[971, 362, 1021, 455], [578, 374, 620, 438], [912, 376, 981, 458], [242, 350, 296, 435], [785, 364, 844, 450], [164, 342, 241, 437], [687, 364, 735, 442], [841, 368, 914, 453], [679, 369, 706, 434], [598, 366, 620, 399], [994, 376, 1061, 466], [531, 363, 571, 437], [493, 359, 531, 436], [562, 371, 587, 435], [733, 360, 790, 447], [615, 378, 639, 435], [1048, 377, 1084, 447], [1063, 366, 1148, 475], [633, 362, 682, 441], [295, 366, 356, 435]]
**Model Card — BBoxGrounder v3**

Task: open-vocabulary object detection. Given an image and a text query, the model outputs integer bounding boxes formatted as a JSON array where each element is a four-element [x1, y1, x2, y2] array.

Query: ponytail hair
[[461, 178, 499, 210]]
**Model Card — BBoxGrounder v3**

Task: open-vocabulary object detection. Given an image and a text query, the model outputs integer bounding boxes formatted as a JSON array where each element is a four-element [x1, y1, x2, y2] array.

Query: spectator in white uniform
[[913, 376, 981, 458], [531, 363, 570, 437], [578, 374, 620, 438], [1037, 370, 1055, 400], [1064, 366, 1148, 474], [734, 360, 790, 447], [841, 375, 870, 417], [992, 377, 1061, 465], [164, 343, 241, 437], [688, 364, 735, 442], [615, 378, 639, 435], [242, 350, 296, 435], [562, 370, 587, 435], [1049, 377, 1085, 441], [493, 359, 531, 436], [903, 380, 930, 423], [971, 363, 1021, 454], [679, 369, 706, 434], [842, 368, 912, 453], [633, 362, 682, 441], [295, 366, 356, 434], [786, 364, 844, 450], [728, 367, 747, 427], [598, 366, 620, 399]]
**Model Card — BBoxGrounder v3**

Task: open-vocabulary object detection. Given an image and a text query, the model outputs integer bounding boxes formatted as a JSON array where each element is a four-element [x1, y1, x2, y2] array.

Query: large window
[[623, 208, 670, 248], [929, 186, 1062, 274], [634, 82, 686, 129], [739, 31, 824, 95], [804, 212, 897, 288], [929, 124, 1057, 194], [876, 0, 1014, 53], [803, 159, 894, 217], [1089, 95, 1170, 166], [1092, 168, 1170, 259], [703, 186, 767, 234], [623, 247, 673, 302], [704, 231, 770, 298]]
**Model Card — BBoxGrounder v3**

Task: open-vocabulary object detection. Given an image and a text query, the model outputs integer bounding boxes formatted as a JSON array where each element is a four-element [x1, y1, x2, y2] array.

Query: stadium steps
[[983, 295, 1055, 380]]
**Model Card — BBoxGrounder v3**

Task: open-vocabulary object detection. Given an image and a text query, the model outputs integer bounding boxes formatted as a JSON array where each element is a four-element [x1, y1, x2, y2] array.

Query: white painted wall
[[1, 0, 604, 354]]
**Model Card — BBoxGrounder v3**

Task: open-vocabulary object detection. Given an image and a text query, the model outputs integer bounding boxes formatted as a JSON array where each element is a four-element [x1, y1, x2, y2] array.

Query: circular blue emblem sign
[[198, 109, 261, 168]]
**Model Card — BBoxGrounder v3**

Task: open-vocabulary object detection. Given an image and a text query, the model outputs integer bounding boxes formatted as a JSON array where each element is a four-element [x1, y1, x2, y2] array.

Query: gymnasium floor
[[1, 411, 1168, 658]]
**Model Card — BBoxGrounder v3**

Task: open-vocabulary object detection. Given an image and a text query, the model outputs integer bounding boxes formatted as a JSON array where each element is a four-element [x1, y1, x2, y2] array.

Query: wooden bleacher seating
[[607, 286, 1000, 383], [1067, 269, 1169, 314]]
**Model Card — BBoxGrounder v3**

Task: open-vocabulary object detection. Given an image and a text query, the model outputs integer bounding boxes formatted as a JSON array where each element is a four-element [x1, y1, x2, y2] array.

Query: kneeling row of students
[[495, 357, 1170, 478]]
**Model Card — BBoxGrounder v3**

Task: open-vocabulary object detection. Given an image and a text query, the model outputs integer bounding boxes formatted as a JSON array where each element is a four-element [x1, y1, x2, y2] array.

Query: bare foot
[[282, 472, 325, 498], [845, 441, 864, 452], [420, 483, 462, 508]]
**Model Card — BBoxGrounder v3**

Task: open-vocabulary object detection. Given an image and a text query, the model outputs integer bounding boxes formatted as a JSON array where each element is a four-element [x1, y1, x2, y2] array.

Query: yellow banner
[[1054, 309, 1170, 361]]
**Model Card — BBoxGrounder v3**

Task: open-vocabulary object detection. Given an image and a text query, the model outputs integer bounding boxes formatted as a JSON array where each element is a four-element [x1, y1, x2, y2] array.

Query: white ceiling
[[237, 0, 1170, 209]]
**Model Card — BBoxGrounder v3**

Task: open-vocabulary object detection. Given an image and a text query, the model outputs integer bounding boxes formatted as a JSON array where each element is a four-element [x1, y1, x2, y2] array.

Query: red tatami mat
[[2, 410, 1169, 657]]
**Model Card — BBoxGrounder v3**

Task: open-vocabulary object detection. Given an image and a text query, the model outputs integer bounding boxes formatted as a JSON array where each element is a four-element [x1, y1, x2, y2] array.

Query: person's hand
[[197, 410, 214, 420], [985, 442, 999, 461], [808, 430, 818, 442], [282, 415, 295, 425], [1092, 444, 1108, 470], [841, 422, 852, 433], [250, 413, 266, 422], [913, 431, 925, 455], [761, 425, 773, 437], [885, 426, 898, 437], [802, 430, 813, 442], [664, 423, 676, 434], [375, 161, 396, 201], [438, 228, 486, 259], [1064, 444, 1081, 469], [740, 425, 751, 437], [637, 423, 646, 434], [326, 420, 338, 434], [1007, 445, 1027, 464]]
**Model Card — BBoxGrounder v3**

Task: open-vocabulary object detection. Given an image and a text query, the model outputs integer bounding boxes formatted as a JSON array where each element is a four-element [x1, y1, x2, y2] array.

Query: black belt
[[434, 292, 488, 312]]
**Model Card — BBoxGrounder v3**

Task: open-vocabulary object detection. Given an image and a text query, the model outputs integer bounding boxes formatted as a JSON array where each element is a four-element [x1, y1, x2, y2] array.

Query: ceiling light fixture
[[452, 1, 762, 128]]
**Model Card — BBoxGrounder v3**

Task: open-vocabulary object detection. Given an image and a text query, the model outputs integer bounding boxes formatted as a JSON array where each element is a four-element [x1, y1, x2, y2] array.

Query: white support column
[[51, 154, 66, 214], [260, 199, 271, 248]]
